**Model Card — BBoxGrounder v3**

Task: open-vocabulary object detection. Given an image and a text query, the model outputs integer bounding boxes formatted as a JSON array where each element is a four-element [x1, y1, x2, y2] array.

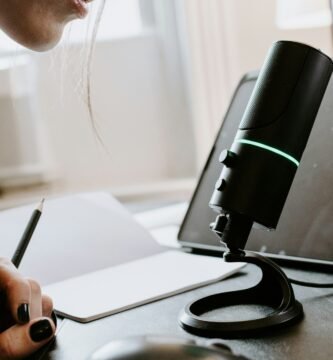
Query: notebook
[[43, 250, 242, 322], [0, 193, 163, 286], [0, 192, 244, 322]]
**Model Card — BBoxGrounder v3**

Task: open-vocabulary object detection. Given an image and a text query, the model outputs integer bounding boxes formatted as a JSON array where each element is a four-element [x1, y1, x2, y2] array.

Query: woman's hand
[[0, 258, 56, 359]]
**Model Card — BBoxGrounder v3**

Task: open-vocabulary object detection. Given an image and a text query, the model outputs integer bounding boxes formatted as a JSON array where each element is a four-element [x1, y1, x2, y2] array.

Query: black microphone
[[179, 41, 333, 338], [209, 41, 333, 251]]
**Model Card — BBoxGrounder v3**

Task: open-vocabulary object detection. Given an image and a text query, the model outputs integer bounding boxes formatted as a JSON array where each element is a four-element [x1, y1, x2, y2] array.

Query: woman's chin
[[0, 0, 89, 52], [13, 26, 65, 52], [27, 36, 63, 52]]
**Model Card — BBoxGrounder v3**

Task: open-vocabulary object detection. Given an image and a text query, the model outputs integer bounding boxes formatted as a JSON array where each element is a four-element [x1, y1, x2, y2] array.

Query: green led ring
[[235, 139, 300, 167]]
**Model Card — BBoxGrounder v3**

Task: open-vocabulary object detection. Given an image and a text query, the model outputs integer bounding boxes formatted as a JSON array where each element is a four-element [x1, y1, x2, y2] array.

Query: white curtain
[[176, 0, 233, 169]]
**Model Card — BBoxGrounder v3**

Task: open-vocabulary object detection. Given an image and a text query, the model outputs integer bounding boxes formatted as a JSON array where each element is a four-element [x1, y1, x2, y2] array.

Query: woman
[[0, 1, 95, 358]]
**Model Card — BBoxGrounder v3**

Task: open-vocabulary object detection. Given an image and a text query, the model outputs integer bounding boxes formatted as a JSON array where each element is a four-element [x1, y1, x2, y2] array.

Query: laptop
[[178, 71, 333, 270]]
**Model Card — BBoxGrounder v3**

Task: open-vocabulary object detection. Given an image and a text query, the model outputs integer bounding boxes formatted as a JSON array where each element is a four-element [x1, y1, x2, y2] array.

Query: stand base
[[179, 251, 303, 338]]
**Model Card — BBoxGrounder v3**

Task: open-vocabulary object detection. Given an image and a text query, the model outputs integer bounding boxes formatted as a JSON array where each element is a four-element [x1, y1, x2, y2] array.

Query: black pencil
[[10, 198, 58, 327], [11, 199, 44, 268]]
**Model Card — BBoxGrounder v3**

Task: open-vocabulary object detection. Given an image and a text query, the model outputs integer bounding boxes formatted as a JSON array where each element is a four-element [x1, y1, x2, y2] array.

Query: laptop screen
[[178, 71, 333, 265]]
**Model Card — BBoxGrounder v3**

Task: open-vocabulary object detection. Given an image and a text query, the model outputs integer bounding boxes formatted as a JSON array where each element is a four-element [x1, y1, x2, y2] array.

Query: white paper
[[0, 192, 163, 285], [43, 250, 244, 323], [0, 192, 245, 323]]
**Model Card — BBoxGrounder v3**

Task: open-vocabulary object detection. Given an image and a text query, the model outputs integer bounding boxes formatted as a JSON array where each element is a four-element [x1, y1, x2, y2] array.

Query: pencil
[[10, 198, 58, 327], [11, 198, 44, 268]]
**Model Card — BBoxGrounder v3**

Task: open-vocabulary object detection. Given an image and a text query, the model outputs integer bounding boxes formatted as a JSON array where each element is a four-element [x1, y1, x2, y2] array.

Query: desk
[[26, 200, 332, 360], [36, 263, 333, 360]]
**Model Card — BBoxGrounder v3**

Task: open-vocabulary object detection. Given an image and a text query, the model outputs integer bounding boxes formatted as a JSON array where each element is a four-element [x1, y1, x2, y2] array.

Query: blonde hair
[[86, 0, 106, 144]]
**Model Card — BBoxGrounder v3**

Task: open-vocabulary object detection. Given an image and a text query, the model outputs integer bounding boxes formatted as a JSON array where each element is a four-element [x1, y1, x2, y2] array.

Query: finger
[[41, 296, 57, 329], [0, 258, 31, 324], [41, 295, 53, 318], [0, 317, 55, 359], [26, 279, 42, 320]]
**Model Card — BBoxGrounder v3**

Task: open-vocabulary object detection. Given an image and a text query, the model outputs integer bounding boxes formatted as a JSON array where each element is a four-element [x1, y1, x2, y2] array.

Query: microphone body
[[210, 41, 333, 232]]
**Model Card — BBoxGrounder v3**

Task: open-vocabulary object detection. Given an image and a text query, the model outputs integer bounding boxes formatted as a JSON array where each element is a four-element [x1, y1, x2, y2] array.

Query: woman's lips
[[71, 0, 90, 19]]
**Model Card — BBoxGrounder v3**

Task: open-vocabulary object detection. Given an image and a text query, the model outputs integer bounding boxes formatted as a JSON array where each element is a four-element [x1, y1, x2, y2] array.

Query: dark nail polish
[[17, 303, 30, 323], [30, 319, 53, 342]]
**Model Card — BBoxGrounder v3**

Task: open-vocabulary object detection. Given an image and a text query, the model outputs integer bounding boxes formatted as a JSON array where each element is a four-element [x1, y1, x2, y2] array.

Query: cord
[[288, 277, 333, 288]]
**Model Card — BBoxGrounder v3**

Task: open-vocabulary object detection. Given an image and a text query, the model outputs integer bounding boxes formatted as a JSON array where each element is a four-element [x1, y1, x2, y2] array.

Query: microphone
[[209, 41, 333, 252], [180, 41, 333, 338]]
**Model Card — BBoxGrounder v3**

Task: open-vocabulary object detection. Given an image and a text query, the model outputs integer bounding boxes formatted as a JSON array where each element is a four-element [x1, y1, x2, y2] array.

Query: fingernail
[[51, 311, 58, 328], [17, 303, 30, 323], [30, 319, 53, 342]]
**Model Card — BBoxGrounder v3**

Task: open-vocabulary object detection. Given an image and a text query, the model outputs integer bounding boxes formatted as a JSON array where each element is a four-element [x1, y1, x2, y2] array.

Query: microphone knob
[[219, 150, 236, 167], [215, 178, 226, 191], [210, 214, 228, 235]]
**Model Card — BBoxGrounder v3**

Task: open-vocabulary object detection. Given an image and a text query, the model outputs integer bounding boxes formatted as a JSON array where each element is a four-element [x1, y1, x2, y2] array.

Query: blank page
[[0, 193, 163, 285], [43, 250, 244, 323]]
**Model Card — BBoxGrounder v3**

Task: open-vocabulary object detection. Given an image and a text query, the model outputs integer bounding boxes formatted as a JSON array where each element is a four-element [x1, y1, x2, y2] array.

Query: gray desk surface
[[36, 263, 333, 360]]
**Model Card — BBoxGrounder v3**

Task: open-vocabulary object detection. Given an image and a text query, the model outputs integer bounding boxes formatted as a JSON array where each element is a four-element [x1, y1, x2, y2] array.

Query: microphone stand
[[179, 213, 303, 338]]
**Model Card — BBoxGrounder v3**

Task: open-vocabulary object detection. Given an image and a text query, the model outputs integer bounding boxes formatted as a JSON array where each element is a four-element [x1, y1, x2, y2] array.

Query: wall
[[33, 33, 196, 193], [7, 0, 331, 196], [225, 0, 333, 93], [178, 0, 333, 171]]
